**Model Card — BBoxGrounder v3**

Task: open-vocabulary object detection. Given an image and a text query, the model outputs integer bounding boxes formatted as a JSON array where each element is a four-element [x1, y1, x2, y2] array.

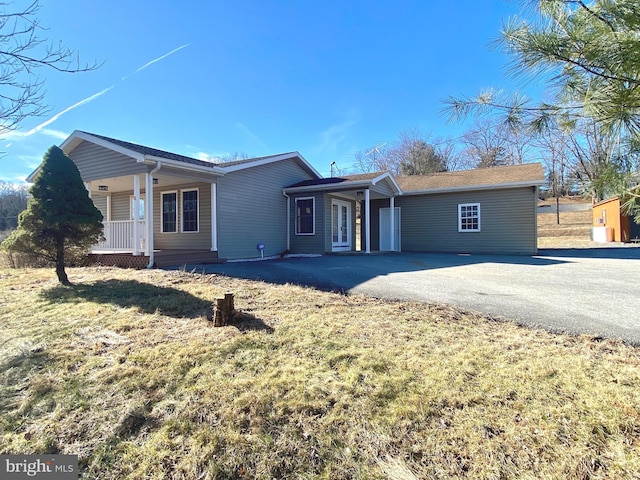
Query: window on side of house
[[161, 191, 177, 233], [181, 189, 199, 233], [296, 197, 315, 235], [458, 203, 480, 232]]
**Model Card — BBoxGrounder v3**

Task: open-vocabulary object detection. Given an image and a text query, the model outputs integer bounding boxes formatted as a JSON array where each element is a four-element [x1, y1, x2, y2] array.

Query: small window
[[130, 196, 145, 220], [296, 197, 315, 235], [458, 203, 480, 232], [181, 189, 199, 232], [162, 192, 177, 233]]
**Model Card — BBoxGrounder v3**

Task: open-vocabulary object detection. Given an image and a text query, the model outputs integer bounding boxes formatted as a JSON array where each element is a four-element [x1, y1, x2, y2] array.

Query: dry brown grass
[[2, 266, 640, 479], [538, 210, 592, 227], [537, 207, 595, 248]]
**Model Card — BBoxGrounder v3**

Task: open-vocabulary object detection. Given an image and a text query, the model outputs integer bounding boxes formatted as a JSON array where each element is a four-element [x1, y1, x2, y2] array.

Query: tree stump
[[213, 292, 235, 327]]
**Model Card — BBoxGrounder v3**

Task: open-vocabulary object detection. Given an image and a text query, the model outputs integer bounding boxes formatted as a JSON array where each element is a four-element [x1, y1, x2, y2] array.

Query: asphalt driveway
[[185, 249, 640, 344]]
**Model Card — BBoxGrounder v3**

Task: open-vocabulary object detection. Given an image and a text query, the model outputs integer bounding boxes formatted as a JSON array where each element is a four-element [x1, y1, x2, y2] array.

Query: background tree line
[[351, 117, 640, 204], [0, 181, 28, 231]]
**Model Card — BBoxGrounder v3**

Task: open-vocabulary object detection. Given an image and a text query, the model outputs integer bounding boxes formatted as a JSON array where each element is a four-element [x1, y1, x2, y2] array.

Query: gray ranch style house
[[29, 131, 545, 267]]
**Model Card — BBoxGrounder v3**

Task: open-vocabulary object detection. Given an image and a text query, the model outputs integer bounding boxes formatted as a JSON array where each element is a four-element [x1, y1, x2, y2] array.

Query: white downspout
[[282, 191, 290, 251], [146, 161, 161, 268]]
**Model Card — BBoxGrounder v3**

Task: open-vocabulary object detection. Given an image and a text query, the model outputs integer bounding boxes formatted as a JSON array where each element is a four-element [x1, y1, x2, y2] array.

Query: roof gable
[[217, 152, 321, 179]]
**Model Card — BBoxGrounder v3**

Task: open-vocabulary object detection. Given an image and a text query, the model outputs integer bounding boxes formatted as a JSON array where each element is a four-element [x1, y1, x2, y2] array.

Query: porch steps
[[154, 250, 226, 268]]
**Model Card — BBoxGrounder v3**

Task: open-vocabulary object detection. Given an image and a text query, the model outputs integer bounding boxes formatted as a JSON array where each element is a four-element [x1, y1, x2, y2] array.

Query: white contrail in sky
[[132, 44, 189, 75], [10, 44, 190, 139], [16, 86, 115, 138]]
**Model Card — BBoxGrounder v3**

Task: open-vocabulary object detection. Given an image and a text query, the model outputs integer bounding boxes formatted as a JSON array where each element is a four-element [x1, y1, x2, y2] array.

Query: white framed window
[[161, 191, 177, 233], [295, 197, 315, 235], [181, 188, 199, 233], [129, 195, 145, 220], [458, 203, 480, 232]]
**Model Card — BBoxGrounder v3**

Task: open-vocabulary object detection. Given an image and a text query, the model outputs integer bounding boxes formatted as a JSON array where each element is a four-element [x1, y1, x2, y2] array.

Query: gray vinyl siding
[[323, 195, 332, 253], [217, 159, 315, 259], [369, 199, 390, 251], [154, 183, 212, 250], [289, 194, 324, 254], [92, 194, 109, 220], [392, 187, 537, 254], [70, 141, 147, 181], [371, 182, 395, 197], [103, 191, 148, 221], [110, 192, 132, 221]]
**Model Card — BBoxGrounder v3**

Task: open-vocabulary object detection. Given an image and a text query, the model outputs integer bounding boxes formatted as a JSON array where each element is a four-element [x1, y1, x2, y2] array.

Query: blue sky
[[1, 0, 546, 182]]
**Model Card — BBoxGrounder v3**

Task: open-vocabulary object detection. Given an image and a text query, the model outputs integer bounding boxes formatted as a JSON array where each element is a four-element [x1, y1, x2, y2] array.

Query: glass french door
[[331, 199, 351, 251]]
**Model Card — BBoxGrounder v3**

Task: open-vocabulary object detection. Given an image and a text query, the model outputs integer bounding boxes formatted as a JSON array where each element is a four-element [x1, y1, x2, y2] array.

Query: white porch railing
[[92, 220, 147, 253]]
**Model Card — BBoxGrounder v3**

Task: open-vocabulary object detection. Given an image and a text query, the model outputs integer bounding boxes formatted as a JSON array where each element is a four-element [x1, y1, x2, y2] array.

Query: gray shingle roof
[[80, 131, 217, 168], [217, 152, 299, 168], [395, 163, 545, 192]]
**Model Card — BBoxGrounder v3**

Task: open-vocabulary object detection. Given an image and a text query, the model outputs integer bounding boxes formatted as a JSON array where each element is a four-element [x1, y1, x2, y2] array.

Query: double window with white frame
[[458, 203, 480, 232], [162, 188, 199, 233]]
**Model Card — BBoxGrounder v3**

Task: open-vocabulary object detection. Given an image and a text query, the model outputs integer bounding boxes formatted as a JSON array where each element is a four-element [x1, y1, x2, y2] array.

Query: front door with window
[[331, 199, 351, 251]]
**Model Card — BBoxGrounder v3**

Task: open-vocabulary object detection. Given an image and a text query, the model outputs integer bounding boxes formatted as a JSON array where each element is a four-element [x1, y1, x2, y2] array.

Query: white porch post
[[390, 196, 395, 252], [365, 188, 371, 254], [132, 175, 141, 255], [211, 182, 218, 251], [145, 173, 153, 256], [106, 194, 112, 221]]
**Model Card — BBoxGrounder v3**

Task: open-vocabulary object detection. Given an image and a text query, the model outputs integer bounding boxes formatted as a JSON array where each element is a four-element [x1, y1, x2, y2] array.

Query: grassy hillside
[[1, 267, 640, 479], [538, 197, 593, 248]]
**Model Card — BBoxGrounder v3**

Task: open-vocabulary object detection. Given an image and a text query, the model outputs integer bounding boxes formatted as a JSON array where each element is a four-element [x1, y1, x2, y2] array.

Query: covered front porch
[[86, 168, 221, 266], [84, 163, 223, 266], [49, 130, 226, 268]]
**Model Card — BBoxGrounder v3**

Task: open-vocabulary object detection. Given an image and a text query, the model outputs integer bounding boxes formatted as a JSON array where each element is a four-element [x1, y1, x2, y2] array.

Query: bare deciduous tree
[[354, 130, 456, 175], [0, 0, 99, 135], [459, 119, 511, 169]]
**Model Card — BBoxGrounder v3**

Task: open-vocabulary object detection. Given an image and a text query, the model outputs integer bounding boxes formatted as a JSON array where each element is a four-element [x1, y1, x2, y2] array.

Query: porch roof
[[283, 171, 401, 196]]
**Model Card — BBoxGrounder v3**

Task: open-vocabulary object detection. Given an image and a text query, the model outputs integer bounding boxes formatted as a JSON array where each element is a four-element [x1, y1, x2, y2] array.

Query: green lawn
[[1, 267, 639, 479]]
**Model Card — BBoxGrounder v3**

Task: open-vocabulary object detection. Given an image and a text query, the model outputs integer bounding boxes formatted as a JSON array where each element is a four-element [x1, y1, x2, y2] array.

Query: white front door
[[379, 207, 401, 251], [331, 199, 351, 251]]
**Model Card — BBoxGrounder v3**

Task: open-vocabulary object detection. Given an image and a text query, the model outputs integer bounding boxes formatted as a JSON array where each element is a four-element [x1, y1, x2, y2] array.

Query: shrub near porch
[[1, 267, 639, 479]]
